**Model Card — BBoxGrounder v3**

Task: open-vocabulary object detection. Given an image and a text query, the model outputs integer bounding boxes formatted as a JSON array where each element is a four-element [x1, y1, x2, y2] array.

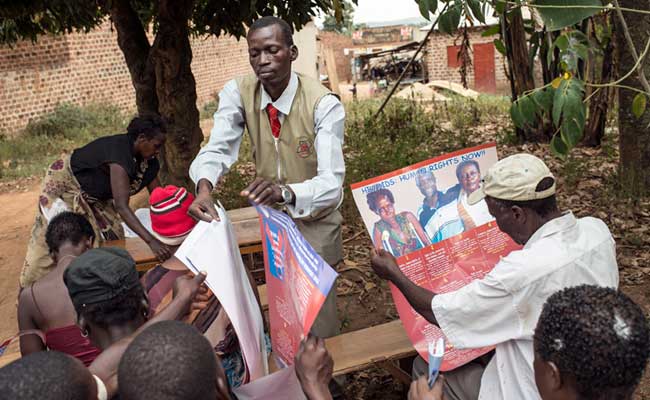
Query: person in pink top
[[18, 212, 101, 365]]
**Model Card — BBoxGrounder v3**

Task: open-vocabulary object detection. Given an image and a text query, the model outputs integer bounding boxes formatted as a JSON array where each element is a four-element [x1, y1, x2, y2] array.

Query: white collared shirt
[[189, 72, 345, 218], [431, 212, 619, 400]]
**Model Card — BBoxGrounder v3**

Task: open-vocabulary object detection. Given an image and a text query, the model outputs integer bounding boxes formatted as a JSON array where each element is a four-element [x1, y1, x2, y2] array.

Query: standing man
[[370, 154, 619, 400], [188, 16, 345, 339]]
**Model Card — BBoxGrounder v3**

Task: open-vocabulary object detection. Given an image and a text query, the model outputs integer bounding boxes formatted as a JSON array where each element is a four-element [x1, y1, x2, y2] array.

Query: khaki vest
[[236, 73, 335, 185], [236, 73, 342, 265]]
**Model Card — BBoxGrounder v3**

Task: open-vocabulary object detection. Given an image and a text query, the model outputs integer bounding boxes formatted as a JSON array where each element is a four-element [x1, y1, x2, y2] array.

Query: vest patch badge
[[296, 137, 314, 158]]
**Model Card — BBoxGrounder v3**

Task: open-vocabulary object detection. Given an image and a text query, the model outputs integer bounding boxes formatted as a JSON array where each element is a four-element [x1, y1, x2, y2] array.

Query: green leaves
[[632, 93, 647, 119], [510, 77, 586, 157], [552, 77, 586, 155], [481, 25, 500, 37], [417, 0, 438, 20], [494, 38, 506, 55], [510, 95, 538, 129], [438, 4, 462, 34], [533, 0, 603, 31], [550, 133, 569, 157], [467, 0, 486, 23], [547, 30, 593, 73]]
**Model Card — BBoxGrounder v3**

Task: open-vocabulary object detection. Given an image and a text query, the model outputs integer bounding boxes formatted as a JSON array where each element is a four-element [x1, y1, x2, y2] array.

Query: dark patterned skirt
[[20, 155, 124, 287]]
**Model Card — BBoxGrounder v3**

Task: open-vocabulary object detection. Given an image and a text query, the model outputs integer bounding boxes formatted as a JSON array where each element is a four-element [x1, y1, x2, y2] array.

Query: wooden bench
[[259, 284, 414, 382], [105, 206, 262, 271]]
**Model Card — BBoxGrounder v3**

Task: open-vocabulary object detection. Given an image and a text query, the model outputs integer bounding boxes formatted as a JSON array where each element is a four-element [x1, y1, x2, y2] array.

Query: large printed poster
[[256, 205, 339, 368], [351, 143, 521, 370]]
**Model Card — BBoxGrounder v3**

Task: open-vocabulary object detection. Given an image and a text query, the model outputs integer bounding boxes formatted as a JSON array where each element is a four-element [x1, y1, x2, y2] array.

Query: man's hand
[[408, 375, 446, 400], [370, 248, 402, 282], [295, 335, 334, 400], [188, 179, 220, 222], [241, 177, 282, 206], [172, 272, 209, 317], [148, 238, 172, 262]]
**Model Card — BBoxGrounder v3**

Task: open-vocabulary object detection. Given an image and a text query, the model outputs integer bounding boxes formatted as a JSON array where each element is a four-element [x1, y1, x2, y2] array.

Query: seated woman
[[21, 114, 172, 289], [18, 212, 101, 366], [141, 185, 261, 389], [367, 188, 430, 257], [63, 246, 207, 353]]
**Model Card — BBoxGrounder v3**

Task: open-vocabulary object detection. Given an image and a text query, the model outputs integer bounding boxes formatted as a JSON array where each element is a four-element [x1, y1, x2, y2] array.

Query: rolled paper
[[428, 337, 445, 389]]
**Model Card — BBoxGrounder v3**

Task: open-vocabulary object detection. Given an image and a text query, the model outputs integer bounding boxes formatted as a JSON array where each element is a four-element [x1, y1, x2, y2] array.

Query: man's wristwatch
[[278, 184, 294, 206]]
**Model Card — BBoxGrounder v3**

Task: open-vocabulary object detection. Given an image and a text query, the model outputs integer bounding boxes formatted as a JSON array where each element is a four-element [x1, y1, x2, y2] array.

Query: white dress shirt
[[431, 212, 619, 400], [190, 72, 345, 219]]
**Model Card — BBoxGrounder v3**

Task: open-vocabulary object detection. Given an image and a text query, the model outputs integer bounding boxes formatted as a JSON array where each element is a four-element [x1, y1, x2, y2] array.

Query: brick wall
[[318, 31, 354, 84], [424, 26, 510, 94], [0, 21, 252, 136]]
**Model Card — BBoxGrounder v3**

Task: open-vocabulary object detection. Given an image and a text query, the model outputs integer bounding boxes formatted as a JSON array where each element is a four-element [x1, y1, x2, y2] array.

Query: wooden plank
[[227, 206, 259, 221], [325, 320, 416, 376], [324, 47, 341, 95], [105, 207, 262, 265], [259, 284, 267, 310]]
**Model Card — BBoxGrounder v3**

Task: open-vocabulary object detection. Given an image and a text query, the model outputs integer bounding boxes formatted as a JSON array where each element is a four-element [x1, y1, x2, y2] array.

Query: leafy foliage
[[0, 0, 348, 45], [532, 0, 603, 31], [322, 0, 355, 35], [416, 0, 487, 34]]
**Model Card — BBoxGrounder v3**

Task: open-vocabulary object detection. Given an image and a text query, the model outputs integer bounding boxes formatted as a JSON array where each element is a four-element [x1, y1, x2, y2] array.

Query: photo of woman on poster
[[366, 188, 430, 257]]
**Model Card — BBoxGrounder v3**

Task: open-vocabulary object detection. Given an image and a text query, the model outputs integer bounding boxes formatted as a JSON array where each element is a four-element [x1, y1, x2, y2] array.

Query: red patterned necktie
[[266, 103, 281, 138]]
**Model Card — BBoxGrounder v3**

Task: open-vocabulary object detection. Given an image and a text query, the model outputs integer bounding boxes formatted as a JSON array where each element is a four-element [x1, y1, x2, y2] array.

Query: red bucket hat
[[149, 185, 197, 246]]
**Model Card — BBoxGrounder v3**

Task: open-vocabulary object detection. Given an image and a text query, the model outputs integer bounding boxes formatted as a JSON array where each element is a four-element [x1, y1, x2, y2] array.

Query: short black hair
[[118, 320, 218, 400], [366, 188, 395, 213], [45, 212, 95, 254], [489, 177, 558, 217], [78, 284, 146, 328], [455, 160, 480, 181], [0, 351, 94, 400], [126, 114, 167, 140], [248, 16, 294, 47], [534, 285, 650, 400]]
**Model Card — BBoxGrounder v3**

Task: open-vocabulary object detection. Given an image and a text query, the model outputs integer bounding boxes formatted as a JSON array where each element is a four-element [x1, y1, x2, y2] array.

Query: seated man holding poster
[[370, 154, 619, 400]]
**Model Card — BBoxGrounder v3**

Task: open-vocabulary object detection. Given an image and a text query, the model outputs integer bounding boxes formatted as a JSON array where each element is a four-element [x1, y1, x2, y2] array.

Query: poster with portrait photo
[[351, 143, 521, 370]]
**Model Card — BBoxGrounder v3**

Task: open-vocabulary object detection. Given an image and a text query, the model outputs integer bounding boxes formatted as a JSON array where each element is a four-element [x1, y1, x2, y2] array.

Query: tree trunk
[[503, 7, 549, 142], [539, 31, 558, 85], [153, 0, 203, 188], [105, 0, 158, 115], [617, 0, 650, 196], [583, 16, 614, 147]]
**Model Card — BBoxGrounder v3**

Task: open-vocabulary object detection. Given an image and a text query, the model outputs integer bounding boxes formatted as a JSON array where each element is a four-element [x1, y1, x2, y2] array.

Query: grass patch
[[0, 103, 128, 181]]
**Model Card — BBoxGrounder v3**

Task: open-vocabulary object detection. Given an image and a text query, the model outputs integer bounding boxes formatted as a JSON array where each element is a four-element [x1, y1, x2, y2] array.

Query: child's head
[[0, 351, 98, 400], [533, 285, 650, 400], [118, 320, 231, 400], [45, 211, 95, 258]]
